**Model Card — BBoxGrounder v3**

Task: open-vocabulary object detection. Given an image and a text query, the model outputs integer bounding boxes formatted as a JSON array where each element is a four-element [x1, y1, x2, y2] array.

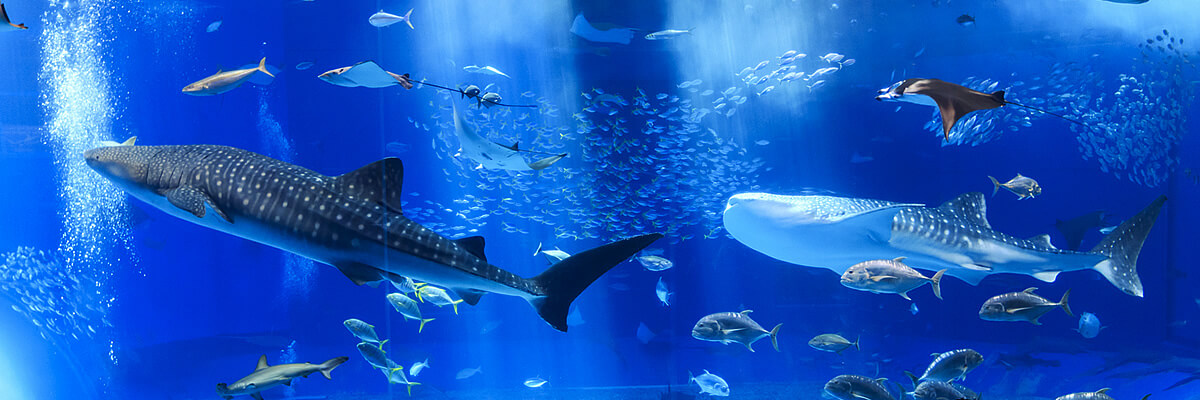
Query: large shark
[[84, 144, 661, 331], [216, 355, 347, 400], [723, 192, 1165, 296]]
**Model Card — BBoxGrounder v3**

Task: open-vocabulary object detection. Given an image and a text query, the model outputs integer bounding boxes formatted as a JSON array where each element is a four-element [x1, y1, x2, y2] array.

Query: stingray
[[0, 3, 27, 32], [875, 78, 1089, 141], [1055, 210, 1109, 251], [452, 104, 566, 171], [569, 13, 635, 45], [318, 61, 413, 89]]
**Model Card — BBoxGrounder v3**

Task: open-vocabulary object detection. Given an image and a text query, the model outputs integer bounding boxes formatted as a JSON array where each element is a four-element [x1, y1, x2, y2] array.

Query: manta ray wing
[[908, 79, 1005, 140], [342, 61, 403, 88]]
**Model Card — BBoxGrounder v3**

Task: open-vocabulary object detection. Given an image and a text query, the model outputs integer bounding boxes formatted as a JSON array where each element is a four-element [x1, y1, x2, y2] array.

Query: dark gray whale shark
[[84, 144, 661, 331]]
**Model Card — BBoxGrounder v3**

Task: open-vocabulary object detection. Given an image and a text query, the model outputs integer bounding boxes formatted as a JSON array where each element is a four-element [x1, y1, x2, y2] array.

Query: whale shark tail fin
[[530, 233, 663, 331], [320, 356, 349, 379], [1089, 196, 1166, 297]]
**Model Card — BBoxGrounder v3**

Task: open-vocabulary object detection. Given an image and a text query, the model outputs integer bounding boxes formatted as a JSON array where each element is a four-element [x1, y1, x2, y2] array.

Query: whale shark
[[723, 192, 1165, 296], [84, 144, 661, 331]]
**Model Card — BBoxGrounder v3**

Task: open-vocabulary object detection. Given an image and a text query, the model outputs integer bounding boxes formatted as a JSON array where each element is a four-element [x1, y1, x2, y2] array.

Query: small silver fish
[[343, 319, 380, 343], [808, 333, 859, 354], [523, 376, 548, 388], [637, 255, 674, 271], [988, 173, 1042, 199], [645, 29, 692, 40], [689, 370, 730, 396], [182, 57, 274, 96]]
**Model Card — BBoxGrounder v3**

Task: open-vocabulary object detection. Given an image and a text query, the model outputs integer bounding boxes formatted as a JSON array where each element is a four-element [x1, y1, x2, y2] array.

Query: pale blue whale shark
[[723, 192, 1165, 296], [84, 144, 661, 331]]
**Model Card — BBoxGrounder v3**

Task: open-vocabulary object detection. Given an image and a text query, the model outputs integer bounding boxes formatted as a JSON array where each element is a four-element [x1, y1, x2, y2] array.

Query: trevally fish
[[723, 192, 1166, 297], [908, 349, 984, 382], [182, 57, 274, 96], [988, 173, 1042, 199], [343, 319, 379, 343], [637, 255, 673, 271], [655, 277, 672, 306], [688, 370, 729, 396], [909, 380, 979, 400], [84, 144, 662, 331], [808, 333, 859, 354], [409, 358, 429, 377], [1056, 388, 1150, 400], [691, 310, 781, 352], [823, 375, 894, 400], [414, 285, 464, 314], [840, 257, 945, 300], [979, 287, 1072, 325], [369, 9, 413, 29], [386, 293, 435, 333], [216, 355, 347, 400]]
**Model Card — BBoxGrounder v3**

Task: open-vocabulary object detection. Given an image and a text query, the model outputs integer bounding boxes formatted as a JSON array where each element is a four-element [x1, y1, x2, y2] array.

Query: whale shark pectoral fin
[[452, 288, 486, 306], [165, 186, 231, 223], [283, 379, 292, 386], [959, 263, 991, 272], [250, 392, 264, 400], [1032, 270, 1061, 282], [453, 236, 487, 261], [255, 355, 269, 371], [334, 262, 386, 286], [335, 158, 405, 213]]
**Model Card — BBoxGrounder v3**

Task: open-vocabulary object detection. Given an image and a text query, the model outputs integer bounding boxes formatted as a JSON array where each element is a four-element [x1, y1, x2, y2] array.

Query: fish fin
[[1005, 307, 1035, 313], [320, 356, 348, 379], [452, 236, 488, 262], [721, 328, 747, 335], [120, 136, 137, 146], [991, 90, 1006, 103], [1032, 270, 1060, 282], [740, 310, 754, 315], [938, 192, 991, 228], [1097, 388, 1110, 394], [164, 186, 232, 223], [255, 355, 269, 371], [1028, 234, 1056, 249], [853, 335, 860, 351], [418, 318, 434, 333], [930, 269, 946, 300], [743, 340, 755, 352], [257, 57, 274, 78], [688, 371, 695, 383], [1022, 287, 1038, 294], [250, 393, 264, 400], [334, 158, 405, 213], [1090, 195, 1166, 297], [851, 391, 872, 399], [1059, 288, 1073, 317], [450, 299, 463, 315], [451, 288, 486, 306], [404, 9, 414, 30], [528, 233, 663, 331], [769, 323, 782, 352], [1030, 316, 1043, 325], [283, 380, 291, 386], [509, 141, 520, 151], [333, 262, 386, 286], [892, 256, 906, 263], [898, 292, 912, 301], [534, 242, 544, 256], [904, 371, 919, 387]]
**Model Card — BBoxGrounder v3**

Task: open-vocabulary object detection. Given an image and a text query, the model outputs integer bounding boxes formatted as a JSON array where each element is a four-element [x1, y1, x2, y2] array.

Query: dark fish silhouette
[[876, 78, 1090, 141], [1055, 211, 1109, 251]]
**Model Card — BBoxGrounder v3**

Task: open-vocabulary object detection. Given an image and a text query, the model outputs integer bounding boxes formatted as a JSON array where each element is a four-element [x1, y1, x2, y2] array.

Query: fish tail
[[319, 356, 349, 379], [1089, 196, 1166, 297], [527, 234, 662, 332], [853, 334, 860, 351], [930, 269, 947, 300], [406, 381, 421, 396], [769, 323, 782, 352], [1059, 288, 1073, 317], [987, 176, 1000, 197], [450, 299, 463, 315], [257, 57, 274, 78], [904, 371, 919, 388], [418, 318, 434, 333], [404, 9, 414, 29], [688, 370, 695, 383]]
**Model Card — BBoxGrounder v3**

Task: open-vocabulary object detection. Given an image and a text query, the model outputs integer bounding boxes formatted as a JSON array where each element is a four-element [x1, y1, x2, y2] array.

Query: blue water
[[1, 0, 1198, 399]]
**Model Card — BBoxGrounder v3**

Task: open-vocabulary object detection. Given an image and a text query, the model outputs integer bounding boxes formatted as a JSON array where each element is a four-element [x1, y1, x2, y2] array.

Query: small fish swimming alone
[[523, 376, 548, 388], [644, 28, 692, 40], [840, 257, 946, 300], [979, 287, 1072, 325], [463, 65, 511, 78], [638, 255, 674, 271], [456, 366, 482, 380], [0, 3, 28, 32], [182, 57, 274, 96], [369, 9, 413, 29], [206, 20, 222, 33], [409, 358, 430, 377], [823, 375, 894, 400], [655, 277, 672, 306], [988, 173, 1042, 199], [689, 370, 730, 397], [386, 293, 435, 332], [344, 319, 380, 343], [956, 14, 975, 27], [1077, 312, 1104, 338], [216, 355, 348, 400], [909, 349, 984, 382], [691, 310, 782, 352], [808, 333, 859, 354], [533, 243, 571, 264]]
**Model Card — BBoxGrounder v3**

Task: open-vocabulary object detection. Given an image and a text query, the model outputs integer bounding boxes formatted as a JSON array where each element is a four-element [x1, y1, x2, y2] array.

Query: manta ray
[[0, 3, 27, 32], [723, 191, 1166, 297], [318, 61, 413, 89], [452, 104, 566, 171], [876, 78, 1089, 141]]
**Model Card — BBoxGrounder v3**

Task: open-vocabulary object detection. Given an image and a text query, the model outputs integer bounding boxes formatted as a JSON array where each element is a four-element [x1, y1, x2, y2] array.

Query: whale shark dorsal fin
[[938, 192, 990, 229], [255, 355, 269, 371], [121, 136, 137, 146], [1028, 234, 1056, 249], [335, 158, 404, 213], [453, 236, 487, 262]]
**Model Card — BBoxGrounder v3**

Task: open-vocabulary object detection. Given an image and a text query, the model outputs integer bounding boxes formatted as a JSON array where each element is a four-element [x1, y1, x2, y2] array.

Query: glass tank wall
[[0, 1, 1196, 399]]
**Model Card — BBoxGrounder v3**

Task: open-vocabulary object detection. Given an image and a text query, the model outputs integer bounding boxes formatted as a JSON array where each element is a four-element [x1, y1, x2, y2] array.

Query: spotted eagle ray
[[84, 144, 660, 331], [723, 192, 1165, 296], [452, 104, 566, 171], [875, 78, 1089, 141]]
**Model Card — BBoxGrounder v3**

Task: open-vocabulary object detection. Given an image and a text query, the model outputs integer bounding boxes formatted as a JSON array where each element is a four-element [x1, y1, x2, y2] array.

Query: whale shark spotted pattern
[[84, 144, 661, 331], [723, 192, 1165, 296]]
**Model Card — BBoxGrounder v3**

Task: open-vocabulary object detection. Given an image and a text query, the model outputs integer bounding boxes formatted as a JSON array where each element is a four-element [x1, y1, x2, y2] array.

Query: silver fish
[[691, 310, 781, 352], [840, 257, 946, 300], [979, 287, 1072, 325], [988, 173, 1042, 199]]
